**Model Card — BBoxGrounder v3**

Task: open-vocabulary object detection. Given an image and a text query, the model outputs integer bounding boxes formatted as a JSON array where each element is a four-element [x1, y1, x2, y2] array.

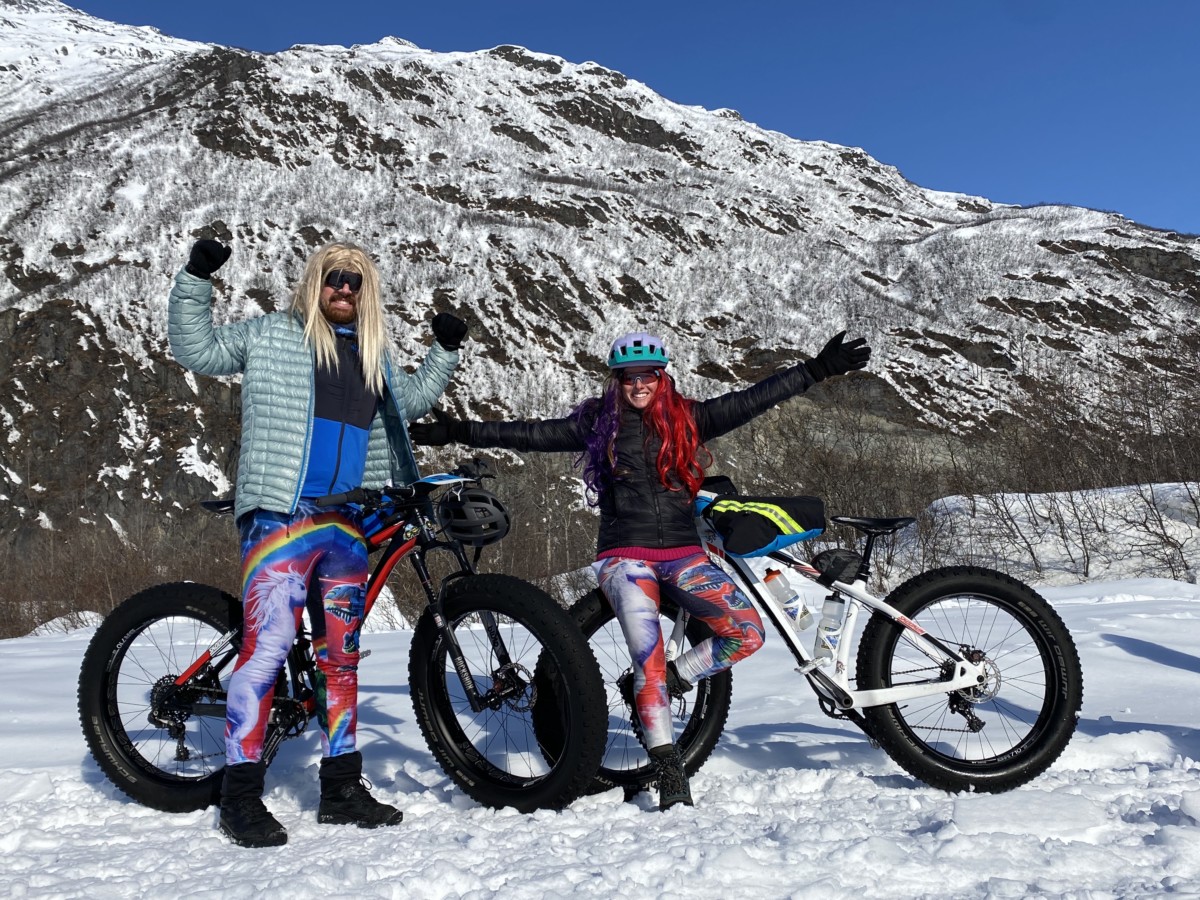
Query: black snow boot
[[318, 751, 403, 828], [648, 743, 694, 811], [219, 761, 287, 848]]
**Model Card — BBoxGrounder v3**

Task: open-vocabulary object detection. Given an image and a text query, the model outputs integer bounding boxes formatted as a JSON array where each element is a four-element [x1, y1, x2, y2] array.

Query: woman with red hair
[[411, 330, 869, 810]]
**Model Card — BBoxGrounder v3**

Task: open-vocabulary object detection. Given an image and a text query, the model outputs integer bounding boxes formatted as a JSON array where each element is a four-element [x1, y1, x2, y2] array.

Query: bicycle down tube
[[354, 485, 519, 714], [697, 522, 989, 712]]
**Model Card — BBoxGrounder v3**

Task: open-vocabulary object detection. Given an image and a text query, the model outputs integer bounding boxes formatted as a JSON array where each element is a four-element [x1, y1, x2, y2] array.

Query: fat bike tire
[[550, 588, 732, 794], [408, 574, 605, 812], [856, 566, 1083, 793], [78, 583, 242, 812]]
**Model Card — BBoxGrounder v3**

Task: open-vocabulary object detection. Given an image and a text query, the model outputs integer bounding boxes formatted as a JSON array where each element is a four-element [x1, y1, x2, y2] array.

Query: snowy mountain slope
[[1, 0, 1198, 540]]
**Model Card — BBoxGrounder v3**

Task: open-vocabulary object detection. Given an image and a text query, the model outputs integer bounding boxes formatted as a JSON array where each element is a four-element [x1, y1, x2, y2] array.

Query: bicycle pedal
[[360, 649, 372, 659]]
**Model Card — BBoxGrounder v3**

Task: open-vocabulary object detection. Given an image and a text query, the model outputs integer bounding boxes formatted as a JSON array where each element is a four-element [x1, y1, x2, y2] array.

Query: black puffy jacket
[[461, 363, 817, 554]]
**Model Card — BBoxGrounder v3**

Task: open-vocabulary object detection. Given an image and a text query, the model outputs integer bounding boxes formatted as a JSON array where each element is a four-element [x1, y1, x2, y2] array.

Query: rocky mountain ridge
[[1, 0, 1198, 544]]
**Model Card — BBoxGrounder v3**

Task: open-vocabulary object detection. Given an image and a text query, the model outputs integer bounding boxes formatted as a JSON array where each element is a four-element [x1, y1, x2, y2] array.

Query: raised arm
[[391, 313, 467, 420], [695, 331, 870, 440], [167, 240, 255, 377]]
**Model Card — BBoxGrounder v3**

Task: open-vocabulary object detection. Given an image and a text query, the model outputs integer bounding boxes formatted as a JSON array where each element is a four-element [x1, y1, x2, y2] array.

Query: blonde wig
[[289, 241, 389, 396]]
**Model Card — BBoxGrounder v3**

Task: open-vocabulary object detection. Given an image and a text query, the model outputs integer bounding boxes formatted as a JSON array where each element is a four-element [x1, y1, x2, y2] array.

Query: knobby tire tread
[[78, 582, 239, 812], [856, 566, 1083, 793], [408, 573, 606, 812]]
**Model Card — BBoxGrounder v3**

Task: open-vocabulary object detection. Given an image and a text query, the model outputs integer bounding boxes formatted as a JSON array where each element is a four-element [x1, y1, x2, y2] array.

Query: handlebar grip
[[315, 483, 423, 510], [314, 489, 365, 507], [453, 457, 492, 480]]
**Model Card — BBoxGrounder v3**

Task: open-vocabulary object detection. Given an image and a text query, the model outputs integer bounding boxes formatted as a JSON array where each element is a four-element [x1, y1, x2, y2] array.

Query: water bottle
[[763, 568, 812, 630], [813, 593, 846, 661]]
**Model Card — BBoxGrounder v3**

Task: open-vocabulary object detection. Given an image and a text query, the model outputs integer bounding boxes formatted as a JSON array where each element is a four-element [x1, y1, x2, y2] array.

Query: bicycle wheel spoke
[[438, 616, 552, 783], [882, 590, 1053, 764]]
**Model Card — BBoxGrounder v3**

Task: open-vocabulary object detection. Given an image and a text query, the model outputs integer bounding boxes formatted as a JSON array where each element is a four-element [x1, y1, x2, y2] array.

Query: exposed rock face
[[1, 1, 1198, 546]]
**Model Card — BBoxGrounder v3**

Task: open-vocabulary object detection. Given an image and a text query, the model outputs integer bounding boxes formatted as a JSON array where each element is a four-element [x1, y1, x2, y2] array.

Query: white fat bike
[[538, 478, 1083, 796]]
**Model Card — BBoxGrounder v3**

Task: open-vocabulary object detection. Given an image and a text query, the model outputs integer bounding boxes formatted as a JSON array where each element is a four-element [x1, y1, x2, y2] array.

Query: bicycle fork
[[410, 542, 524, 714]]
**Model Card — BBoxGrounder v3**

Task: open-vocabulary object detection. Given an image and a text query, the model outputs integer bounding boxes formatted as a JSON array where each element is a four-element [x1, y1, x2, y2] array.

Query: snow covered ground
[[3, 576, 1200, 898]]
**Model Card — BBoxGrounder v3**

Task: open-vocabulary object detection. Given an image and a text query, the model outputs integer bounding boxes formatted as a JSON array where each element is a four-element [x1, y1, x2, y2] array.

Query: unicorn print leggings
[[225, 500, 369, 765], [595, 552, 765, 749]]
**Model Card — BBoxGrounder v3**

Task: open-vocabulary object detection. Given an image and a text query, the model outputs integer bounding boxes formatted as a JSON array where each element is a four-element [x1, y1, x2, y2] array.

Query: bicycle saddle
[[830, 515, 916, 536], [200, 498, 235, 516]]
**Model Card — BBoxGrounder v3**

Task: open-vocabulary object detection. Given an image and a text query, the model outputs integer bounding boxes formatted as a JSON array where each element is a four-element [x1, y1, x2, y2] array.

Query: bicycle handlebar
[[313, 458, 491, 512], [314, 488, 373, 508], [314, 484, 423, 510]]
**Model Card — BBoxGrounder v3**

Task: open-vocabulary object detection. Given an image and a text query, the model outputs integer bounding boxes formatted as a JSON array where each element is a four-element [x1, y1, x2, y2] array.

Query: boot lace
[[655, 755, 687, 795]]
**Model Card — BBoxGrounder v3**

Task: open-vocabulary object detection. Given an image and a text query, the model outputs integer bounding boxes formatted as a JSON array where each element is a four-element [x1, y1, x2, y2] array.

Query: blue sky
[[70, 0, 1200, 235]]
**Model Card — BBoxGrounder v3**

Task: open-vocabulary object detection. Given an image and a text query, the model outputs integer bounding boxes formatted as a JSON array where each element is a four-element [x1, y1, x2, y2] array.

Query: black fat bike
[[78, 464, 606, 814]]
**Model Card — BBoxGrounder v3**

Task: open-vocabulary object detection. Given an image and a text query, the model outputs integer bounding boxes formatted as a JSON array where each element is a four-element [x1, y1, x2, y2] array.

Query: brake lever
[[453, 457, 493, 481]]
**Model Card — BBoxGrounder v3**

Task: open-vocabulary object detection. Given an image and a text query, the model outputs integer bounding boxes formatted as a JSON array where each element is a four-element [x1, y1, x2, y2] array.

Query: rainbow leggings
[[225, 500, 369, 765], [594, 552, 765, 749]]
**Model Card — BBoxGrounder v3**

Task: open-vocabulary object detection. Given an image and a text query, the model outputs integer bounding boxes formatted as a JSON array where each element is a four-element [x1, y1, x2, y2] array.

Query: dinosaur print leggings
[[225, 500, 369, 765], [595, 552, 765, 750]]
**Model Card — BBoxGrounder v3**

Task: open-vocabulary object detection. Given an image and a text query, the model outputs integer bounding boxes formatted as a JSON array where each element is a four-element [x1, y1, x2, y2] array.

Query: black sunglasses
[[324, 270, 363, 292]]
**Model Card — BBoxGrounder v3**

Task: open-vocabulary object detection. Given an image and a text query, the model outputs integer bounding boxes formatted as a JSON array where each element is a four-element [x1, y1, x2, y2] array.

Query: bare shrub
[[17, 342, 1200, 640], [1, 512, 239, 639]]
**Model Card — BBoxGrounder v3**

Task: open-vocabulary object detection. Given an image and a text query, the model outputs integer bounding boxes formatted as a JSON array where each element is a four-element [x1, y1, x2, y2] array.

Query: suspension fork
[[408, 540, 516, 713]]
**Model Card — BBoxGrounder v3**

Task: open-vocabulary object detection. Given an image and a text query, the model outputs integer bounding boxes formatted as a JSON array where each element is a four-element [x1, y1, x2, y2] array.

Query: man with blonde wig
[[168, 238, 467, 847]]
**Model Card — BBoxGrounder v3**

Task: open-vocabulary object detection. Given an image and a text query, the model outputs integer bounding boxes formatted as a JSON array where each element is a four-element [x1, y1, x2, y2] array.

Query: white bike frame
[[667, 490, 989, 713]]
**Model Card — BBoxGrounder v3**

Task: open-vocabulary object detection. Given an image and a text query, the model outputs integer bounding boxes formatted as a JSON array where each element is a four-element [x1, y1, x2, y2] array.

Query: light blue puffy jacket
[[167, 269, 458, 520]]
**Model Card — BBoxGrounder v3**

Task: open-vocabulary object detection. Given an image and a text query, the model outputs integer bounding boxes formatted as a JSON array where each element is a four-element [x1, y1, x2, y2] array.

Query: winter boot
[[648, 743, 693, 811], [318, 751, 403, 828], [219, 761, 287, 848]]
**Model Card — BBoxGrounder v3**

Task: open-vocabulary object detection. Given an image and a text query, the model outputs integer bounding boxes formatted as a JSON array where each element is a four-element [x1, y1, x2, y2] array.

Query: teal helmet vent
[[607, 332, 669, 369]]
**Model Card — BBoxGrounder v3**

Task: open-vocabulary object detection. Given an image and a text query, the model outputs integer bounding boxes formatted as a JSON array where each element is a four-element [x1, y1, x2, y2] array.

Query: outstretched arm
[[410, 408, 587, 453], [695, 331, 870, 440]]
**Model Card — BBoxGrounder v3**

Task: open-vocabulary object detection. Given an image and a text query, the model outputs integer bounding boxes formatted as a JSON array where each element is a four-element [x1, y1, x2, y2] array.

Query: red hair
[[641, 373, 711, 497], [574, 372, 713, 502]]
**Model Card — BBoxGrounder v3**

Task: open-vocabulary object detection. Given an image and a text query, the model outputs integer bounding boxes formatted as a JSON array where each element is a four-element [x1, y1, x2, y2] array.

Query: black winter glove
[[804, 331, 871, 382], [431, 312, 468, 351], [185, 239, 232, 280], [410, 408, 469, 446]]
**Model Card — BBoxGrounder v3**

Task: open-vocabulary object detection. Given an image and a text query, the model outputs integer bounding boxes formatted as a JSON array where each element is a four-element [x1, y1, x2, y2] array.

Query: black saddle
[[830, 515, 916, 537]]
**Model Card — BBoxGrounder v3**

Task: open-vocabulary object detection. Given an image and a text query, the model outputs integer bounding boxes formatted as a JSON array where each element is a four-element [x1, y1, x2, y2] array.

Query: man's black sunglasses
[[324, 270, 363, 292]]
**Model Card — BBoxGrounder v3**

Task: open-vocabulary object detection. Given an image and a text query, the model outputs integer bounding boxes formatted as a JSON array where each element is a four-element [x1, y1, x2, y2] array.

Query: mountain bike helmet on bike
[[606, 332, 669, 369], [438, 488, 511, 546]]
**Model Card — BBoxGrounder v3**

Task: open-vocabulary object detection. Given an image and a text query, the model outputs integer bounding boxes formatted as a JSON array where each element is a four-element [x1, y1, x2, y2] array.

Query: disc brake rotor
[[963, 656, 1003, 703], [488, 662, 536, 712]]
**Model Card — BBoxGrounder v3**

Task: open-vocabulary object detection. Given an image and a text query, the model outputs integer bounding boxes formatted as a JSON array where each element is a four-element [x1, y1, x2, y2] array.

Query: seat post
[[829, 515, 916, 586], [858, 532, 878, 584]]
